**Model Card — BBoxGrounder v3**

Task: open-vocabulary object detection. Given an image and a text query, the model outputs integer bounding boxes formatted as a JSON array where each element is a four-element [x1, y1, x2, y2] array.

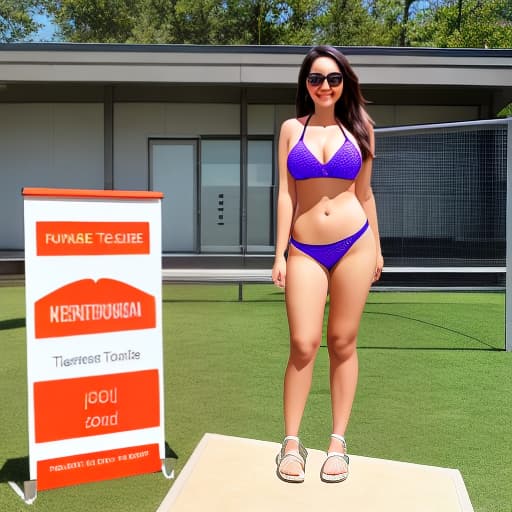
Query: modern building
[[0, 44, 511, 276]]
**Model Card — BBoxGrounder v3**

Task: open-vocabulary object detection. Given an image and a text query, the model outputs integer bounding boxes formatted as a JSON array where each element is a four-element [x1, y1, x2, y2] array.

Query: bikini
[[286, 115, 369, 271]]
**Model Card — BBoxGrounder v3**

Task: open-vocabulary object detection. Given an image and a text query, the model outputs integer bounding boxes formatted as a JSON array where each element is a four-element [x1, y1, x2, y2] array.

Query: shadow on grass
[[0, 318, 25, 330], [366, 301, 502, 306], [163, 290, 285, 304], [356, 346, 502, 351], [364, 311, 501, 351], [0, 456, 29, 483], [165, 442, 179, 460]]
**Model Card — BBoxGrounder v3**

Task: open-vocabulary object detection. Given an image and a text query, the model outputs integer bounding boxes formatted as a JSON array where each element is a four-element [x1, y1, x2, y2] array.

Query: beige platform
[[157, 433, 473, 512]]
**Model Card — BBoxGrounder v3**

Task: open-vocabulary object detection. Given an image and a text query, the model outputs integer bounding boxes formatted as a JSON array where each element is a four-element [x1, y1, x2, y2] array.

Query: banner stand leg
[[161, 459, 175, 480], [8, 480, 37, 504]]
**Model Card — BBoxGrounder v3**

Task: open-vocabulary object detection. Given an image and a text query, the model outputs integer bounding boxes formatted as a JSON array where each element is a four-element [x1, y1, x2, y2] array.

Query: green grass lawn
[[0, 284, 510, 511]]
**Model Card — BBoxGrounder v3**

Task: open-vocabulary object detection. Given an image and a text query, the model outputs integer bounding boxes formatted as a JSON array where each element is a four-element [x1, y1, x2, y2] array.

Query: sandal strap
[[320, 451, 350, 482], [326, 451, 350, 463], [279, 451, 305, 468], [280, 436, 308, 462], [330, 433, 347, 449]]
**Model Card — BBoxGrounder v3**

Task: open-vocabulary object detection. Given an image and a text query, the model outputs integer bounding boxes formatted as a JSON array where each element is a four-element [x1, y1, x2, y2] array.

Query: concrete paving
[[157, 433, 473, 512]]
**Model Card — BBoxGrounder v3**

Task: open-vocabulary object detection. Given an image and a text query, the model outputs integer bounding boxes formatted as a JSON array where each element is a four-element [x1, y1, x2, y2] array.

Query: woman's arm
[[272, 119, 297, 288], [354, 122, 384, 281]]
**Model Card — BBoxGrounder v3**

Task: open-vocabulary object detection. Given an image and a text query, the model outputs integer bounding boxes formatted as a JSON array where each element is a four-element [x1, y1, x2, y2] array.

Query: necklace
[[312, 114, 335, 128]]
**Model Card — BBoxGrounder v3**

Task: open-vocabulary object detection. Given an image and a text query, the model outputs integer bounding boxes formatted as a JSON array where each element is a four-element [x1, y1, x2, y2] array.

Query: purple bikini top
[[287, 115, 362, 181]]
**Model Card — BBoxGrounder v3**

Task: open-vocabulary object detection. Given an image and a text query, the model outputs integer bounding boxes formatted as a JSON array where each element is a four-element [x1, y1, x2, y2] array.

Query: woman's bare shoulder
[[280, 116, 307, 136]]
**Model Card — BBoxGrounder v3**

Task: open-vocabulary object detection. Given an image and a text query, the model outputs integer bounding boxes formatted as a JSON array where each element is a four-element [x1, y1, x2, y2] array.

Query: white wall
[[248, 105, 274, 134], [275, 104, 296, 130], [368, 105, 479, 127], [0, 99, 483, 250], [113, 102, 480, 193], [113, 103, 240, 190], [250, 103, 479, 131], [0, 103, 104, 249]]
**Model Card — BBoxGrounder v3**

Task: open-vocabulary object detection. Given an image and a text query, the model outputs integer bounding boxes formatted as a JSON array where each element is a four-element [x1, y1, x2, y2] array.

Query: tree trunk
[[400, 0, 414, 46], [457, 0, 463, 30]]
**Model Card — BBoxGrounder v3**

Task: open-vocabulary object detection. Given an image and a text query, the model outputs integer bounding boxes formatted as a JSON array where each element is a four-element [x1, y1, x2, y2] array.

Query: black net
[[373, 122, 507, 267]]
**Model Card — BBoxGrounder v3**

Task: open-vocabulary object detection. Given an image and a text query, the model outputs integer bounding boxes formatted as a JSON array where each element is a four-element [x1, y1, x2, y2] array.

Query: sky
[[32, 12, 58, 41]]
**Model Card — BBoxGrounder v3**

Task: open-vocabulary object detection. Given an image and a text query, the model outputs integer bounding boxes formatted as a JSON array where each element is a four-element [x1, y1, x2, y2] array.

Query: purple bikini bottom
[[289, 220, 369, 271]]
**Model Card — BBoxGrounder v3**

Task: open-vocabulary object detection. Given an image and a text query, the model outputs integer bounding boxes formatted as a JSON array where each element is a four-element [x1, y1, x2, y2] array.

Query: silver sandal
[[320, 434, 349, 483], [276, 435, 308, 483]]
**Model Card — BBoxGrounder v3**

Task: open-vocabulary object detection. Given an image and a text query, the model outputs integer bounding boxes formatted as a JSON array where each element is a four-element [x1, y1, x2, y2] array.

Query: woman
[[272, 45, 383, 483]]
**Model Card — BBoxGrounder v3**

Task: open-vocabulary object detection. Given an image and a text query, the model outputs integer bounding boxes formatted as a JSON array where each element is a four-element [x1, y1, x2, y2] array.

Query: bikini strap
[[336, 119, 347, 138], [299, 114, 313, 141], [301, 115, 347, 142]]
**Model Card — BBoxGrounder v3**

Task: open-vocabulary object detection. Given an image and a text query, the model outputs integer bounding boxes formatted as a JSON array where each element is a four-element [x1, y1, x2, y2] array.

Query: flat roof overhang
[[0, 43, 512, 88]]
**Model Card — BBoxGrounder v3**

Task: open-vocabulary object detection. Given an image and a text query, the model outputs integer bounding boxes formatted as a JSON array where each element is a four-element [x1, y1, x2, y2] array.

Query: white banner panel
[[23, 188, 165, 491]]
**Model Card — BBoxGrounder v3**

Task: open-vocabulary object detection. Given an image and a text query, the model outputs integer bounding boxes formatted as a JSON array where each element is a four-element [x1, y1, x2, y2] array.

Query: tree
[[128, 0, 178, 44], [44, 0, 289, 44], [415, 0, 512, 48], [40, 0, 512, 48], [43, 0, 137, 42], [399, 0, 419, 46], [363, 0, 427, 46], [319, 0, 376, 46], [126, 0, 222, 45], [213, 0, 287, 45], [276, 0, 324, 45], [0, 0, 42, 42]]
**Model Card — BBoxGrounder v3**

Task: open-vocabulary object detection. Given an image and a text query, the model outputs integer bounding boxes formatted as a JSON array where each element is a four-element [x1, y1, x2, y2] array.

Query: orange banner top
[[22, 188, 164, 200]]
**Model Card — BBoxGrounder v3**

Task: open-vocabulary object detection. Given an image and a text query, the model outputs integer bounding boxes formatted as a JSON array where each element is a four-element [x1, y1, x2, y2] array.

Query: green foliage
[[276, 0, 324, 45], [0, 0, 41, 42], [318, 0, 377, 46], [42, 0, 423, 45], [498, 102, 512, 118], [44, 0, 300, 44], [5, 1, 512, 47], [413, 0, 512, 48], [361, 0, 411, 46], [207, 0, 284, 45], [42, 0, 137, 42]]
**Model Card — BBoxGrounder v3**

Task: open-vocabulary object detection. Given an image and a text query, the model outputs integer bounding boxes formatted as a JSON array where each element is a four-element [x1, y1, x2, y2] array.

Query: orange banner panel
[[37, 443, 161, 490], [35, 278, 156, 339], [34, 370, 160, 443], [36, 221, 150, 256]]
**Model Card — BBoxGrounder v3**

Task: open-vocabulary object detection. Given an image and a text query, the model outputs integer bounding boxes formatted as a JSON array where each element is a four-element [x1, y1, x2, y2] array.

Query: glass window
[[247, 140, 274, 250], [151, 140, 197, 252], [200, 140, 241, 252]]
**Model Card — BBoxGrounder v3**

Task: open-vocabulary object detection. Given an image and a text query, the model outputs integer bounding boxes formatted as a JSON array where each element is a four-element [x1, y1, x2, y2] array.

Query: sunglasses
[[307, 72, 343, 87]]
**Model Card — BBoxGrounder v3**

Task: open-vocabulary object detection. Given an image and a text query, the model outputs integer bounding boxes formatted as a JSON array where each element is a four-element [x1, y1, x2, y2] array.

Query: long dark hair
[[296, 45, 373, 160]]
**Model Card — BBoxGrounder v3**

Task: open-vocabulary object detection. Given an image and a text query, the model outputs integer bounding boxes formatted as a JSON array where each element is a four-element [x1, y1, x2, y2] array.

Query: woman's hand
[[272, 255, 287, 288], [373, 252, 384, 282]]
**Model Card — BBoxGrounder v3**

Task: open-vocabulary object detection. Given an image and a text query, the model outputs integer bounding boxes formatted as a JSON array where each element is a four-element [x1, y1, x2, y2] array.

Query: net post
[[507, 119, 512, 352]]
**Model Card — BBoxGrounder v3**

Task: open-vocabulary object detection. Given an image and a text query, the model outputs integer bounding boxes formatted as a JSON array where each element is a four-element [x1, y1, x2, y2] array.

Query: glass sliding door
[[200, 140, 241, 252], [247, 139, 274, 252], [150, 137, 274, 255], [150, 139, 198, 252]]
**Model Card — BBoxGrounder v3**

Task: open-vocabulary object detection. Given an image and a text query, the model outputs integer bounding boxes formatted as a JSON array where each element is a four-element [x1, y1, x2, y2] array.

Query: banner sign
[[23, 188, 165, 491]]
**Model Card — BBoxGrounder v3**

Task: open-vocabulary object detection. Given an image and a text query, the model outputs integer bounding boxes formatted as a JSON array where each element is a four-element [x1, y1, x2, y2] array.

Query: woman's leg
[[323, 230, 375, 474], [280, 247, 328, 476]]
